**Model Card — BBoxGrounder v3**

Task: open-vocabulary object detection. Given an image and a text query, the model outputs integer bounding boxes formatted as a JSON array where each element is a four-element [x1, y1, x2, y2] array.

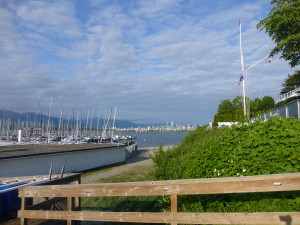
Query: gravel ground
[[81, 145, 173, 184]]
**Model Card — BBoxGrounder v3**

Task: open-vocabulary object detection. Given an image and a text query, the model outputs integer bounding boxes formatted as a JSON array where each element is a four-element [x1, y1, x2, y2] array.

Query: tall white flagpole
[[239, 20, 247, 118]]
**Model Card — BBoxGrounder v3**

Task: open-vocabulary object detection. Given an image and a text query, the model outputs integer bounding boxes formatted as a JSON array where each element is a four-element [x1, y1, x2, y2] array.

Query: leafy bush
[[152, 117, 300, 212]]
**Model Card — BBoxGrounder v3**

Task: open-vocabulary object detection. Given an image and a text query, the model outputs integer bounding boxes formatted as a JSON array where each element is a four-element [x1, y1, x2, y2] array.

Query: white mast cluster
[[0, 97, 118, 145]]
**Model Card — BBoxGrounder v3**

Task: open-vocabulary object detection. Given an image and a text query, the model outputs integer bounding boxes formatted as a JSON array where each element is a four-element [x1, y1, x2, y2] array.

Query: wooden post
[[67, 197, 73, 225], [74, 178, 81, 210], [60, 161, 66, 178], [49, 162, 53, 180], [171, 195, 178, 225], [20, 197, 29, 225]]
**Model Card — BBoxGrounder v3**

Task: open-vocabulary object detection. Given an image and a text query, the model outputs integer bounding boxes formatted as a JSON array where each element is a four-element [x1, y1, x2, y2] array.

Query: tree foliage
[[214, 96, 275, 122], [232, 96, 243, 110], [250, 98, 262, 115], [260, 96, 275, 111], [280, 70, 300, 93], [217, 100, 234, 119], [256, 0, 300, 67]]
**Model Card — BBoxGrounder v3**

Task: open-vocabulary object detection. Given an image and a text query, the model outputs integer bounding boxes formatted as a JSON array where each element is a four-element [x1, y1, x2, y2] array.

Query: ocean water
[[118, 131, 189, 148]]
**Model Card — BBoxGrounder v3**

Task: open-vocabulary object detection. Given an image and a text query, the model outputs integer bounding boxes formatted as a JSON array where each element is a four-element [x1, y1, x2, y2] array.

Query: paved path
[[81, 146, 173, 184]]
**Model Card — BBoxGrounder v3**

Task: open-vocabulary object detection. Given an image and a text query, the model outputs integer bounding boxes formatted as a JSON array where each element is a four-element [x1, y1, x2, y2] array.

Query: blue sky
[[0, 0, 297, 125]]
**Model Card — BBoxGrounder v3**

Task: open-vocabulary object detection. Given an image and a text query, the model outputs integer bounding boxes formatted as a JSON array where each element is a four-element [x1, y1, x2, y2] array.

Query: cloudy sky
[[0, 0, 297, 125]]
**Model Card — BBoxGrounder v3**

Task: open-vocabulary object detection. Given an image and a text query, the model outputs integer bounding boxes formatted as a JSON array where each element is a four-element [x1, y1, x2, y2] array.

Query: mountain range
[[0, 110, 164, 128]]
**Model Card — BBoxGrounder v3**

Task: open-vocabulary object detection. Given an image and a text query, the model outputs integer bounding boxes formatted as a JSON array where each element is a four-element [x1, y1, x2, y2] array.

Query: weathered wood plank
[[67, 197, 73, 225], [74, 179, 81, 209], [18, 211, 300, 224], [171, 195, 178, 225], [171, 195, 178, 213], [19, 173, 300, 197], [20, 197, 28, 225]]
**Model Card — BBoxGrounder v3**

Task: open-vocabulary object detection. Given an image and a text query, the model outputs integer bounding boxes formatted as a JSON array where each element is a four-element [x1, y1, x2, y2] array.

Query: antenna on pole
[[239, 20, 247, 118]]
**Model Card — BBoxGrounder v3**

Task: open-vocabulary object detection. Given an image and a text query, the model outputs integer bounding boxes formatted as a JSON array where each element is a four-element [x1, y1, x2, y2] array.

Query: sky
[[0, 0, 298, 125]]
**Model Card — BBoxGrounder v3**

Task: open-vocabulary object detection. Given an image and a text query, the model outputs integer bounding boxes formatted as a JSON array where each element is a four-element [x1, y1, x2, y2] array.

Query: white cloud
[[14, 0, 82, 38], [0, 0, 298, 125]]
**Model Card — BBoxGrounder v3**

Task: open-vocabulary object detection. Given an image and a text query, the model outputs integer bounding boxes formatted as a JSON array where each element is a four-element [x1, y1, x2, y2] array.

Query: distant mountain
[[0, 110, 143, 128], [114, 119, 140, 128], [0, 109, 59, 125]]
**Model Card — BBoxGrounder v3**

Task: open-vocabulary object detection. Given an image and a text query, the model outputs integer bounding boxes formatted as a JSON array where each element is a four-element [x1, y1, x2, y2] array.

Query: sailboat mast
[[90, 110, 94, 136], [112, 106, 117, 138], [239, 21, 247, 118], [47, 96, 53, 144], [96, 109, 100, 137], [85, 110, 89, 136]]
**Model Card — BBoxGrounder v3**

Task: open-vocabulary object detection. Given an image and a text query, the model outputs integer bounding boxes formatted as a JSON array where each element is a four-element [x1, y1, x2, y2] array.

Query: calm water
[[118, 131, 189, 148]]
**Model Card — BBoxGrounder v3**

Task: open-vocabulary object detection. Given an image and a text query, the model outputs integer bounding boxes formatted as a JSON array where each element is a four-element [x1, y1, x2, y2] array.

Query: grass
[[81, 162, 125, 177], [94, 164, 156, 183]]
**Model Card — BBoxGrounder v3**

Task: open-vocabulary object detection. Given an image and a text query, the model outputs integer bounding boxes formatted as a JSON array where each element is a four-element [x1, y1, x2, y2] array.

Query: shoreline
[[81, 145, 174, 184]]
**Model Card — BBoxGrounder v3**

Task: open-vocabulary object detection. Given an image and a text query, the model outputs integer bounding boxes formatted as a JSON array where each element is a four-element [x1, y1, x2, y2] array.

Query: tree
[[235, 109, 244, 121], [250, 98, 262, 116], [260, 96, 275, 112], [256, 0, 300, 67], [232, 96, 252, 119], [214, 114, 221, 123], [224, 113, 233, 122], [280, 70, 300, 94], [214, 96, 275, 122], [217, 100, 234, 121], [232, 96, 243, 111]]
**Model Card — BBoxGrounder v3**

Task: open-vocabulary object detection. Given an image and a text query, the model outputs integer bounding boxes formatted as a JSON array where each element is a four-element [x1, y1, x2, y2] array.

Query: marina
[[0, 105, 187, 224], [0, 105, 121, 146]]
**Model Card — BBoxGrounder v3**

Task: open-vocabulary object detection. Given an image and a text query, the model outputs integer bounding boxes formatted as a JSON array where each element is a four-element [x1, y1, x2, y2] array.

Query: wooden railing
[[18, 173, 300, 225]]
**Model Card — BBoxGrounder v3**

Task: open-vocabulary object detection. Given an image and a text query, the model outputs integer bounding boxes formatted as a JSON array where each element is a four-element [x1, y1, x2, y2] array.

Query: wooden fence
[[18, 173, 300, 225]]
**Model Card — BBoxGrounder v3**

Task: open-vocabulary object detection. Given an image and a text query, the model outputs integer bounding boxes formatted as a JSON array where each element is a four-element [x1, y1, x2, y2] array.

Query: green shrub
[[152, 117, 300, 212]]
